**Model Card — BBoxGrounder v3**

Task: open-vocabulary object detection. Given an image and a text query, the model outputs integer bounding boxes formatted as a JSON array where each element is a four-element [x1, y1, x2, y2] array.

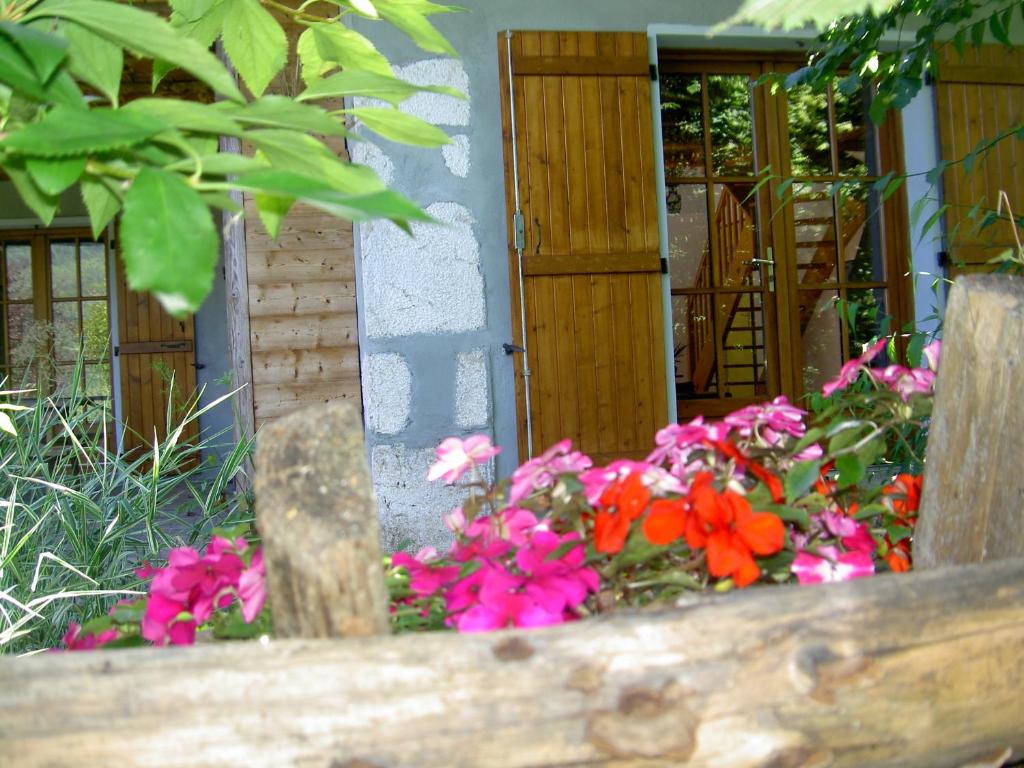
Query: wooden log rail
[[1, 275, 1023, 767]]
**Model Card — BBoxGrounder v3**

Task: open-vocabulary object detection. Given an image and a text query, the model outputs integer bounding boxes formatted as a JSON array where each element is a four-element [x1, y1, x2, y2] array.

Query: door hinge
[[649, 63, 658, 83], [113, 345, 119, 357], [660, 257, 669, 275], [512, 211, 526, 250], [937, 250, 949, 268]]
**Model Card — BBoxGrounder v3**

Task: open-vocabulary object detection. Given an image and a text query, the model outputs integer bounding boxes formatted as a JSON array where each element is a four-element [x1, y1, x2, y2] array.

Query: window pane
[[788, 87, 832, 176], [5, 244, 33, 301], [50, 241, 78, 298], [673, 293, 718, 398], [82, 300, 109, 359], [713, 183, 760, 287], [661, 74, 705, 178], [54, 363, 80, 396], [85, 362, 112, 400], [52, 302, 81, 363], [842, 184, 886, 282], [721, 291, 768, 399], [708, 74, 754, 176], [80, 242, 107, 296], [8, 304, 41, 368], [846, 288, 888, 361], [666, 184, 709, 289], [793, 182, 839, 282], [834, 85, 876, 177], [801, 289, 842, 394]]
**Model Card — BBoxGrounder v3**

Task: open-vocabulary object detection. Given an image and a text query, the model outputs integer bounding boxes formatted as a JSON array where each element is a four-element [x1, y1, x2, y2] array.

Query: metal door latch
[[502, 343, 525, 355]]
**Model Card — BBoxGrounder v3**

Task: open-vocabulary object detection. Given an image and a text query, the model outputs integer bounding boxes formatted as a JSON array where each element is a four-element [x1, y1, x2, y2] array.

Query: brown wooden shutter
[[114, 238, 198, 452], [935, 44, 1024, 278], [500, 31, 669, 465]]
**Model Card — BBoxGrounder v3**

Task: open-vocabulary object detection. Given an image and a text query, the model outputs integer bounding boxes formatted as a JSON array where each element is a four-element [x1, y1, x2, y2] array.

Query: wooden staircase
[[685, 187, 867, 395]]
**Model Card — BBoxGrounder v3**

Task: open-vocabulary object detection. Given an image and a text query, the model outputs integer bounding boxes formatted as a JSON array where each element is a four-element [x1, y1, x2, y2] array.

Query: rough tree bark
[[916, 274, 1024, 569], [0, 560, 1022, 767], [254, 402, 389, 638]]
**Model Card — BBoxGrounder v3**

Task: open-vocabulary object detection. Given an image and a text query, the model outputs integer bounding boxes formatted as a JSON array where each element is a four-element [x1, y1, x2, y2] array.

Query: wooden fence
[[1, 275, 1023, 767]]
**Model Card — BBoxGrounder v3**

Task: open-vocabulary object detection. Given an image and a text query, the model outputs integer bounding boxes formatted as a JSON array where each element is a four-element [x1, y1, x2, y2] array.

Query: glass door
[[659, 61, 780, 419], [659, 53, 913, 416]]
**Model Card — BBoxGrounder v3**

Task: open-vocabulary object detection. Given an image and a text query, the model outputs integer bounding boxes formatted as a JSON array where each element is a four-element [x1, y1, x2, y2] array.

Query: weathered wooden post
[[255, 402, 389, 638], [916, 275, 1024, 569]]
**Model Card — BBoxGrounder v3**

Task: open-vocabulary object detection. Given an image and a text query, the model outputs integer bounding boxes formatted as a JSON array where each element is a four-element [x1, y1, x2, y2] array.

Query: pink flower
[[579, 459, 683, 505], [822, 337, 888, 397], [508, 439, 592, 503], [427, 435, 501, 484], [141, 592, 195, 645], [393, 551, 461, 598], [791, 546, 875, 584], [61, 622, 119, 651], [646, 417, 726, 465], [452, 564, 563, 632], [515, 531, 599, 614], [820, 511, 875, 554], [724, 396, 807, 446], [869, 365, 935, 401], [237, 548, 267, 623], [922, 339, 941, 372]]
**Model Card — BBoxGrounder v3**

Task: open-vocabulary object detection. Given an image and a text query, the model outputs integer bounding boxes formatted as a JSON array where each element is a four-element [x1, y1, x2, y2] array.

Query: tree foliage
[[0, 0, 461, 314]]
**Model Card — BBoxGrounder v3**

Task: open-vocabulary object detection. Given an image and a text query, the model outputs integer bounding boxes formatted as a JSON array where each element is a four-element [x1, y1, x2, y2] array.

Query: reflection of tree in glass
[[788, 87, 831, 176], [660, 74, 704, 177], [707, 75, 753, 176]]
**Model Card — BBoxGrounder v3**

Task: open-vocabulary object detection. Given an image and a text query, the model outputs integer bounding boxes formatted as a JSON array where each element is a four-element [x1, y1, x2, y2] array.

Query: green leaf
[[1, 105, 166, 158], [168, 153, 269, 176], [924, 159, 948, 188], [246, 129, 385, 194], [28, 0, 242, 101], [297, 27, 330, 86], [906, 333, 925, 368], [989, 11, 1011, 47], [220, 0, 287, 97], [311, 22, 393, 78], [774, 176, 795, 200], [169, 0, 228, 47], [346, 107, 450, 147], [216, 96, 347, 136], [233, 169, 431, 225], [254, 191, 293, 239], [835, 453, 865, 488], [764, 503, 810, 528], [613, 527, 667, 569], [0, 33, 72, 106], [0, 21, 68, 81], [61, 20, 122, 105], [952, 28, 966, 59], [784, 460, 822, 503], [373, 0, 457, 55], [3, 162, 58, 224], [25, 155, 86, 195], [917, 204, 949, 244], [970, 19, 986, 49], [120, 167, 218, 316], [123, 98, 243, 136], [298, 69, 464, 106], [80, 175, 121, 238]]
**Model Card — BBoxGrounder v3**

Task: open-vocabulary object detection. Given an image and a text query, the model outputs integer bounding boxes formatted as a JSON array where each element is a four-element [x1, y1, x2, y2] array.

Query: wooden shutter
[[935, 44, 1024, 277], [114, 242, 198, 452], [501, 31, 669, 465]]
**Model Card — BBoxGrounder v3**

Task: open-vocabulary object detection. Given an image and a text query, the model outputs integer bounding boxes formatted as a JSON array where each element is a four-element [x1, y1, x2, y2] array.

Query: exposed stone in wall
[[372, 443, 460, 552], [362, 353, 411, 435], [393, 59, 470, 127], [442, 134, 470, 178], [349, 139, 395, 187], [361, 201, 485, 338], [455, 349, 489, 429]]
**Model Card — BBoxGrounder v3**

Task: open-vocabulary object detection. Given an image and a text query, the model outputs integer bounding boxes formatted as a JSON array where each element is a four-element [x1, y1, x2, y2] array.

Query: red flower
[[642, 498, 688, 546], [593, 472, 650, 554], [712, 440, 785, 503], [686, 473, 785, 587]]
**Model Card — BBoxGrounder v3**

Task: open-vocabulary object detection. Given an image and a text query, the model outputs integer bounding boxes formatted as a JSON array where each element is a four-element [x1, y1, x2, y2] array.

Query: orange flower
[[642, 498, 688, 546], [686, 473, 785, 587], [713, 440, 785, 503], [593, 472, 650, 554], [883, 474, 922, 523]]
